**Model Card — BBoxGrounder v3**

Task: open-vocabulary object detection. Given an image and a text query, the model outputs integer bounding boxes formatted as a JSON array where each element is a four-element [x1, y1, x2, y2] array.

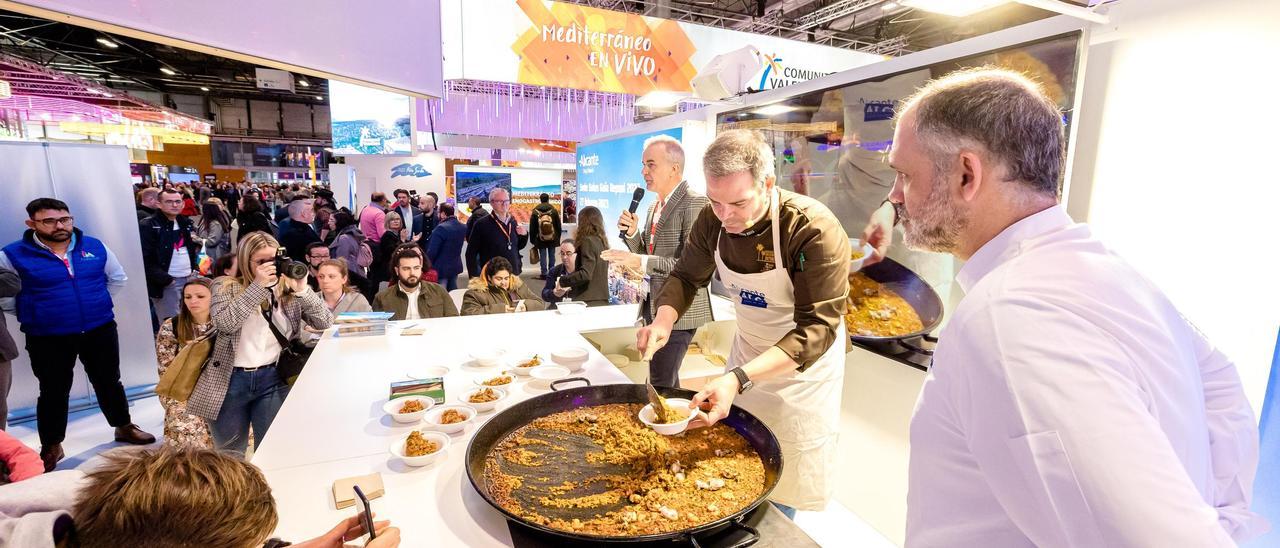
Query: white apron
[[713, 188, 846, 511]]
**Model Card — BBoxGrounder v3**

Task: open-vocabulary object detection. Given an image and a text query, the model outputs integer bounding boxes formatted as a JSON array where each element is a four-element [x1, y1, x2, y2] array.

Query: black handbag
[[262, 302, 312, 385]]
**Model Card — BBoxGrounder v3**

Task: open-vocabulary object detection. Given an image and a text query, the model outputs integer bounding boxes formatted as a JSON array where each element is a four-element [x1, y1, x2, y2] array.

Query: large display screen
[[576, 128, 683, 304], [577, 128, 682, 250], [329, 80, 413, 155]]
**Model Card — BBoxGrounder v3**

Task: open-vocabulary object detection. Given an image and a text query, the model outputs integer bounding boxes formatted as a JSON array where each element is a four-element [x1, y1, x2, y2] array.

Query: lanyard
[[647, 200, 664, 255], [494, 216, 513, 248]]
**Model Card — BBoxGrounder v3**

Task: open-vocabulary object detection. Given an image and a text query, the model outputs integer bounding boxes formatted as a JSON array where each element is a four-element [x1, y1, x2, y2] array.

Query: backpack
[[356, 240, 375, 269], [333, 232, 374, 270], [538, 211, 556, 242]]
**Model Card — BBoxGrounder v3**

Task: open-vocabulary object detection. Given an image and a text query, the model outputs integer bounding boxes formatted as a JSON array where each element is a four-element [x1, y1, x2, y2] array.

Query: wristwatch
[[730, 367, 754, 394]]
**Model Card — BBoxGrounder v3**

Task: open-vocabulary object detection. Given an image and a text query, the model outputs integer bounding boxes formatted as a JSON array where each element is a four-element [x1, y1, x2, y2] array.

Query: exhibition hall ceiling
[[564, 0, 1077, 54]]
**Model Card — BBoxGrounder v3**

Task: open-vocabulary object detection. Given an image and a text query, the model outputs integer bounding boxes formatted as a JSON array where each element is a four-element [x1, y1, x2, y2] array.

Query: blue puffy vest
[[3, 229, 115, 336]]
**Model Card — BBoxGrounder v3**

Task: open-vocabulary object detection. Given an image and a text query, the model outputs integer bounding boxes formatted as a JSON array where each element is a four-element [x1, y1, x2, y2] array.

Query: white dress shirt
[[234, 302, 291, 368], [907, 205, 1265, 547]]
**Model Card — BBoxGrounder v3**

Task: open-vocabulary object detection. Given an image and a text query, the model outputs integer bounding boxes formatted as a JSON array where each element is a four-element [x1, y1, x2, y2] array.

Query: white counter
[[253, 305, 727, 545]]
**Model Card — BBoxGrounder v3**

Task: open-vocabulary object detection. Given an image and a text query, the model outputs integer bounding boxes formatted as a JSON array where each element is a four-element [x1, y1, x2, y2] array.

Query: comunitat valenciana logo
[[756, 53, 834, 91]]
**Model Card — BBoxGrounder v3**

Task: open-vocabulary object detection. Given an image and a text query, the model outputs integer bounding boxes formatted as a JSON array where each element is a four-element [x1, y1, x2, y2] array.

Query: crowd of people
[[0, 179, 603, 545]]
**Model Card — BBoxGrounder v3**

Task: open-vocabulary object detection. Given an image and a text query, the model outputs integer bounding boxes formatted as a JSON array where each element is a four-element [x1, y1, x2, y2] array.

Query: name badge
[[739, 289, 768, 308]]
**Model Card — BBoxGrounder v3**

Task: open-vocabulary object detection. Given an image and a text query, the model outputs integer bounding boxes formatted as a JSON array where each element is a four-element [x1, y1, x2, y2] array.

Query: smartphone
[[353, 485, 377, 541]]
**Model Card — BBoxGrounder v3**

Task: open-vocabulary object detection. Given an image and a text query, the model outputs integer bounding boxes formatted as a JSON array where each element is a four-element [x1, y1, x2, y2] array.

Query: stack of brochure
[[332, 311, 394, 338]]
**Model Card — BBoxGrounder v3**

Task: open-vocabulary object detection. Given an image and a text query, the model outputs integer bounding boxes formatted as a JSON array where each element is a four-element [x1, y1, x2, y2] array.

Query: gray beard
[[900, 178, 967, 254]]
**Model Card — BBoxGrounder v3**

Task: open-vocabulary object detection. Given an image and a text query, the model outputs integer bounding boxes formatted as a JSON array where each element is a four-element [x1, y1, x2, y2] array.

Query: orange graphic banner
[[513, 0, 698, 94]]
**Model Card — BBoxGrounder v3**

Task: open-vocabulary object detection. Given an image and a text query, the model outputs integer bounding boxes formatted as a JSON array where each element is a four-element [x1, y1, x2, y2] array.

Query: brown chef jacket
[[656, 188, 850, 371]]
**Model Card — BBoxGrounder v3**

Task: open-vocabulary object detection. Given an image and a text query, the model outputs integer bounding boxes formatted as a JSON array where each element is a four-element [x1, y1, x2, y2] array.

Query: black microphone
[[620, 187, 645, 240]]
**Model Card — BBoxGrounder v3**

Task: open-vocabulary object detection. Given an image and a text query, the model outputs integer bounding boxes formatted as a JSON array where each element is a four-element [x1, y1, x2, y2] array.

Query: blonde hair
[[384, 210, 403, 230], [231, 231, 292, 304], [703, 129, 776, 187], [72, 447, 277, 548]]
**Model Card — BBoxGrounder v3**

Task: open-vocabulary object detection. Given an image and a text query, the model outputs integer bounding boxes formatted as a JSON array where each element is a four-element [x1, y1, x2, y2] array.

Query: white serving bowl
[[556, 301, 587, 315], [508, 354, 546, 376], [458, 386, 507, 413], [382, 396, 435, 424], [550, 347, 590, 372], [470, 349, 506, 367], [472, 372, 517, 388], [638, 398, 695, 436], [389, 430, 450, 467], [406, 365, 450, 380], [423, 404, 477, 434], [529, 364, 572, 389], [849, 239, 875, 273]]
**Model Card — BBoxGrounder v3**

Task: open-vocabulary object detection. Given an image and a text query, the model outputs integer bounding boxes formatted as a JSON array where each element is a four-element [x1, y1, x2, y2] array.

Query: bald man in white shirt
[[862, 68, 1266, 546]]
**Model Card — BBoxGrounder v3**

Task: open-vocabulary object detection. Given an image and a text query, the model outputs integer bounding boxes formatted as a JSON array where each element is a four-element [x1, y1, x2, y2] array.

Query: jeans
[[538, 247, 556, 277], [772, 501, 798, 520], [439, 275, 458, 292], [209, 366, 290, 456], [26, 321, 131, 446], [152, 274, 194, 322], [648, 329, 695, 389]]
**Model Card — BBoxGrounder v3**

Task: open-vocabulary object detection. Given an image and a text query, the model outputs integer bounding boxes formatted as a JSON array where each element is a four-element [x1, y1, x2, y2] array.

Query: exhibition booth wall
[[335, 152, 448, 208], [0, 142, 160, 417]]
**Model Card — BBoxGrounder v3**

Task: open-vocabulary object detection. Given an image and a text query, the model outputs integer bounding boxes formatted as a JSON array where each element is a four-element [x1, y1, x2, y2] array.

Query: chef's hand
[[292, 514, 396, 548], [862, 200, 897, 267], [617, 210, 638, 238], [636, 322, 671, 362], [600, 249, 641, 270], [553, 280, 569, 298], [687, 374, 739, 429]]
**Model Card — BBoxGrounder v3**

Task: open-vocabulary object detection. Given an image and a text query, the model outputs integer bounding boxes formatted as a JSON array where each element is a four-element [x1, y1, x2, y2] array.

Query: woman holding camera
[[187, 232, 333, 456]]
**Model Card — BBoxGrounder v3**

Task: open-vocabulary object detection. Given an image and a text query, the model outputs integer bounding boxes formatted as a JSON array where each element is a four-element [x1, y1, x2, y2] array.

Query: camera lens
[[282, 261, 308, 280]]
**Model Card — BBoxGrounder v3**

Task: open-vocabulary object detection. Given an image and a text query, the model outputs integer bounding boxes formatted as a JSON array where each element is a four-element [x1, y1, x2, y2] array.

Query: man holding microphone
[[603, 135, 712, 389], [637, 129, 850, 518]]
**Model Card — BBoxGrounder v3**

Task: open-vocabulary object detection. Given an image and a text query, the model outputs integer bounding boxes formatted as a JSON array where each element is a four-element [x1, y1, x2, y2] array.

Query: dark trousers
[[26, 321, 131, 446], [648, 328, 696, 389]]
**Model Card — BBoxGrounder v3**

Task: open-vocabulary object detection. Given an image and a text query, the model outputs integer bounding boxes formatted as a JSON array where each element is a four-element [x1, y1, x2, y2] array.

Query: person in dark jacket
[[369, 212, 407, 295], [0, 264, 19, 430], [464, 196, 489, 241], [136, 187, 160, 221], [529, 193, 562, 280], [1, 198, 155, 472], [279, 196, 320, 261], [425, 203, 466, 291], [465, 189, 526, 277], [541, 239, 580, 307], [557, 206, 609, 306], [233, 194, 274, 250], [139, 189, 200, 323]]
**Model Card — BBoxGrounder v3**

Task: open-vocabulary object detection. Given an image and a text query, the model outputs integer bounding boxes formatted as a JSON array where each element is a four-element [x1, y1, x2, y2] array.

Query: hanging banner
[[444, 0, 884, 96]]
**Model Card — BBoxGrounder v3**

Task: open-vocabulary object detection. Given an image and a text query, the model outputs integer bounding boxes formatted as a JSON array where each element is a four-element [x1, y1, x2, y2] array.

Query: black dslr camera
[[275, 247, 309, 280]]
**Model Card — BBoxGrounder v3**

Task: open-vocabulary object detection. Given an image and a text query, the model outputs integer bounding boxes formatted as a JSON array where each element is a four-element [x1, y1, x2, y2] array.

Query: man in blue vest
[[0, 198, 155, 472]]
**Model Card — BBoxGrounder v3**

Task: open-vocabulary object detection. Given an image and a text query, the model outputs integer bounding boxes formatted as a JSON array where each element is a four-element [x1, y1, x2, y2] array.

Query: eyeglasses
[[34, 216, 74, 228], [559, 251, 575, 257], [490, 199, 510, 204]]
